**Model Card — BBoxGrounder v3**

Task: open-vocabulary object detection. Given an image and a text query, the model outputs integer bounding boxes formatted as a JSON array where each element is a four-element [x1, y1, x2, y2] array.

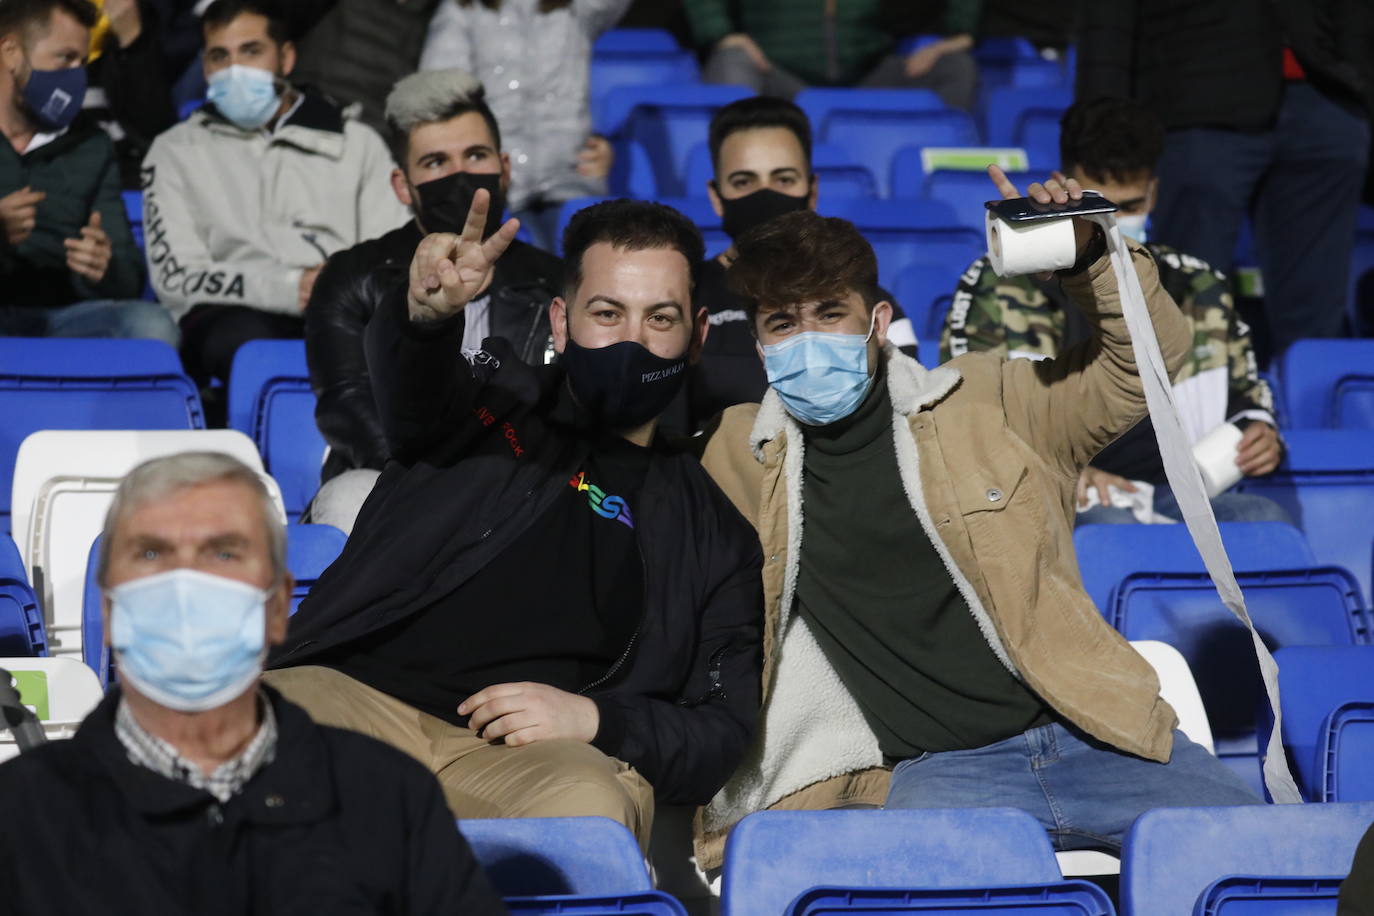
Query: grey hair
[[97, 452, 286, 587], [383, 68, 501, 164]]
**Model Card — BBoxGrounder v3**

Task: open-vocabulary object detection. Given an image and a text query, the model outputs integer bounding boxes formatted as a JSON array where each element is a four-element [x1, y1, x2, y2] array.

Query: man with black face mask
[[304, 68, 562, 533], [675, 96, 916, 435], [0, 0, 176, 344], [266, 192, 764, 848]]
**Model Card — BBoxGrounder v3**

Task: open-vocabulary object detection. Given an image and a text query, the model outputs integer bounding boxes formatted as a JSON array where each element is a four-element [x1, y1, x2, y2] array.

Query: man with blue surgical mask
[[142, 0, 406, 403], [692, 168, 1259, 872], [0, 452, 505, 914], [0, 0, 177, 344]]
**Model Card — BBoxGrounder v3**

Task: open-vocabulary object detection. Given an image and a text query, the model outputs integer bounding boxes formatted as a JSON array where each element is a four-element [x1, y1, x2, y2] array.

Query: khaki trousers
[[264, 666, 655, 847]]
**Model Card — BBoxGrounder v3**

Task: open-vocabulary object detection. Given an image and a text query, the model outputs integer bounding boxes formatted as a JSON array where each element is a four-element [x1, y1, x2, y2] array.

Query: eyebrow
[[585, 295, 685, 316], [725, 169, 761, 183]]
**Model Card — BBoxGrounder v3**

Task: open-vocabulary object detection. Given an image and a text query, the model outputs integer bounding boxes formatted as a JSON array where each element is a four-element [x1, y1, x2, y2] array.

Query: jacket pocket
[[951, 459, 1028, 516]]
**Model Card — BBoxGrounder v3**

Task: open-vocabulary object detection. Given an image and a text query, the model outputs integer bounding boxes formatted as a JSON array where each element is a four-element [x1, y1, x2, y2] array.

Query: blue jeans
[[0, 299, 179, 346], [1075, 482, 1293, 527], [885, 724, 1259, 851], [1152, 82, 1370, 349]]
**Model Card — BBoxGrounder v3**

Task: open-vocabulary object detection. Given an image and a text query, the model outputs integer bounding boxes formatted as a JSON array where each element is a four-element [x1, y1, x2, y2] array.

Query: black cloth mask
[[717, 186, 811, 241], [415, 171, 506, 237], [560, 332, 689, 430]]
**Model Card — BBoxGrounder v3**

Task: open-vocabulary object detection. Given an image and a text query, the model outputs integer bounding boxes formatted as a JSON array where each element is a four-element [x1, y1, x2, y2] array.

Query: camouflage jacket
[[941, 243, 1276, 450]]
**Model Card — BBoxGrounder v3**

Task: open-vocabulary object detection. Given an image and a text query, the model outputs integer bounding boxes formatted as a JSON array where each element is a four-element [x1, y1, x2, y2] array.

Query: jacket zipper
[[577, 544, 649, 695]]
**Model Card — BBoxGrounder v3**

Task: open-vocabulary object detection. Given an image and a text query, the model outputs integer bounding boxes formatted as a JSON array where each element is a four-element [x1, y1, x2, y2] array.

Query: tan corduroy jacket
[[693, 242, 1193, 869]]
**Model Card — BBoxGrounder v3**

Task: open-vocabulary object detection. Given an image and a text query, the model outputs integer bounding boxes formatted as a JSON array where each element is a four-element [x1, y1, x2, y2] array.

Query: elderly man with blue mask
[[141, 0, 407, 397], [0, 452, 505, 914], [691, 168, 1260, 871]]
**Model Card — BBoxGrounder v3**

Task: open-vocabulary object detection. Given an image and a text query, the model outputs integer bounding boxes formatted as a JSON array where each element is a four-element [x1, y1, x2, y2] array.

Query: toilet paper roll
[[1192, 421, 1244, 499], [985, 209, 1079, 277]]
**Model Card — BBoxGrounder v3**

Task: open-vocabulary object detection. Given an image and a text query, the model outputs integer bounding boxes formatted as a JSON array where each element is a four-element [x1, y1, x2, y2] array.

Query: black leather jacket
[[305, 220, 562, 481]]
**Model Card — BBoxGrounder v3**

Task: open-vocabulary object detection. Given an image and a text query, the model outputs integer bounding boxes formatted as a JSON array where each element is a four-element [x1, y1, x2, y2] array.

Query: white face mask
[[1116, 212, 1149, 242]]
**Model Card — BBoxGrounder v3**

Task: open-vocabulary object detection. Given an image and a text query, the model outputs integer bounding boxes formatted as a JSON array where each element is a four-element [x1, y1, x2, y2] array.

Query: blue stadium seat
[[458, 817, 651, 897], [682, 142, 879, 200], [227, 341, 326, 522], [1235, 430, 1374, 602], [0, 338, 204, 534], [1278, 339, 1374, 429], [555, 197, 612, 255], [81, 523, 342, 684], [605, 140, 659, 199], [1276, 645, 1374, 802], [177, 98, 204, 121], [1349, 235, 1374, 337], [784, 884, 1115, 915], [982, 86, 1072, 154], [122, 190, 144, 251], [1107, 565, 1370, 788], [593, 28, 680, 53], [720, 809, 1065, 916], [921, 168, 1034, 232], [796, 89, 979, 197], [972, 37, 1069, 92], [0, 534, 45, 657], [285, 523, 346, 614], [597, 85, 753, 197], [818, 199, 986, 291], [1120, 803, 1374, 916], [505, 893, 688, 915], [652, 195, 729, 255], [892, 260, 973, 366], [1073, 521, 1317, 613], [590, 52, 699, 128]]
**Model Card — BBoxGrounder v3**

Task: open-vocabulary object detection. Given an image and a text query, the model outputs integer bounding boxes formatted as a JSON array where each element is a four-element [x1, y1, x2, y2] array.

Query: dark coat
[[1077, 0, 1372, 131], [0, 115, 145, 308], [274, 282, 765, 806], [0, 686, 506, 916], [305, 222, 562, 481]]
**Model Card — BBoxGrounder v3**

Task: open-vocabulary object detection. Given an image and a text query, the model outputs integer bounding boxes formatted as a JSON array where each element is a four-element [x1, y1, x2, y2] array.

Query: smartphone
[[985, 191, 1119, 223]]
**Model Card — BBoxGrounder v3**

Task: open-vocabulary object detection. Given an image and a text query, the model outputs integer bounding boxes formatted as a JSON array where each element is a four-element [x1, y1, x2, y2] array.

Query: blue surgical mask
[[1116, 212, 1148, 241], [206, 64, 281, 130], [22, 65, 86, 132], [762, 314, 876, 426], [109, 569, 271, 712]]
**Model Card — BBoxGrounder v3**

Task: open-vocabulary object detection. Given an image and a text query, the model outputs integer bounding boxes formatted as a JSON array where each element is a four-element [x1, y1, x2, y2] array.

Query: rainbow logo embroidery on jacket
[[568, 471, 635, 529]]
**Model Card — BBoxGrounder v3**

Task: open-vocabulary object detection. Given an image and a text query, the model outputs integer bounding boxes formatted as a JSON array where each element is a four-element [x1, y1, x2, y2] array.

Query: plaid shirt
[[115, 693, 278, 803]]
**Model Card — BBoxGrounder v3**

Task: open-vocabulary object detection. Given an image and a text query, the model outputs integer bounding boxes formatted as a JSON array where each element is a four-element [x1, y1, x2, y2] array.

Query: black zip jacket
[[274, 283, 765, 806], [1078, 0, 1371, 131], [305, 221, 561, 482], [0, 687, 506, 915]]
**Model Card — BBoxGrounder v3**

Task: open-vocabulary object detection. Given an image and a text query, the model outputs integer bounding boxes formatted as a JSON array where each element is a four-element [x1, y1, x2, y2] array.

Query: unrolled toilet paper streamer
[[1193, 422, 1245, 500], [984, 208, 1302, 804]]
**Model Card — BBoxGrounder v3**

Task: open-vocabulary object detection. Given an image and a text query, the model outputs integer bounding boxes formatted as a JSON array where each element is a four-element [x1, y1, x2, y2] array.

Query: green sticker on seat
[[10, 670, 49, 721], [921, 147, 1030, 173]]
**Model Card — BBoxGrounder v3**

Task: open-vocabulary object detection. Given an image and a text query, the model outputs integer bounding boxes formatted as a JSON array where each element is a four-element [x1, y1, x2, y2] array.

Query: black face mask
[[415, 171, 506, 237], [560, 334, 689, 430], [717, 186, 811, 241]]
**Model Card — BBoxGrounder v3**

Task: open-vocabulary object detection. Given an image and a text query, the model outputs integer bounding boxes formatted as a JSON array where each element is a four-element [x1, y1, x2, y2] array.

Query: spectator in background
[[943, 98, 1289, 526], [290, 0, 440, 135], [419, 0, 628, 251], [1078, 0, 1372, 353], [686, 0, 979, 112], [268, 198, 762, 848], [306, 69, 562, 534], [673, 95, 916, 435], [0, 0, 176, 343], [0, 452, 506, 914], [82, 0, 177, 190], [142, 0, 407, 394]]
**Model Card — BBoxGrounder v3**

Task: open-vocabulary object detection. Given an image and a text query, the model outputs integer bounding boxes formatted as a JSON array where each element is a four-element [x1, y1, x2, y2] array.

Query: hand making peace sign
[[406, 188, 520, 323]]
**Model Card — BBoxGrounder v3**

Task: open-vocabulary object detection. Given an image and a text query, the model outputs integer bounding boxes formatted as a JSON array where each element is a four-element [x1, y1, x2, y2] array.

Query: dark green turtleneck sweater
[[795, 364, 1053, 760]]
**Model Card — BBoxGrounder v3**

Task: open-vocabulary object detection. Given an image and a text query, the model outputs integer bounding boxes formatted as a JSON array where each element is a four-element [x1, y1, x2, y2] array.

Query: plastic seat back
[[982, 86, 1072, 149], [227, 340, 326, 522], [1278, 339, 1374, 429], [820, 198, 984, 291], [720, 808, 1063, 916], [0, 535, 44, 656], [892, 260, 970, 366], [1073, 521, 1316, 613], [784, 882, 1115, 915], [0, 337, 203, 533], [1120, 802, 1374, 916], [683, 141, 879, 200], [458, 816, 651, 897], [923, 168, 1035, 232], [590, 52, 699, 128], [1275, 645, 1374, 801], [0, 656, 104, 762], [14, 430, 278, 660], [286, 523, 346, 614], [1235, 430, 1374, 602], [593, 28, 680, 53], [505, 892, 688, 915]]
